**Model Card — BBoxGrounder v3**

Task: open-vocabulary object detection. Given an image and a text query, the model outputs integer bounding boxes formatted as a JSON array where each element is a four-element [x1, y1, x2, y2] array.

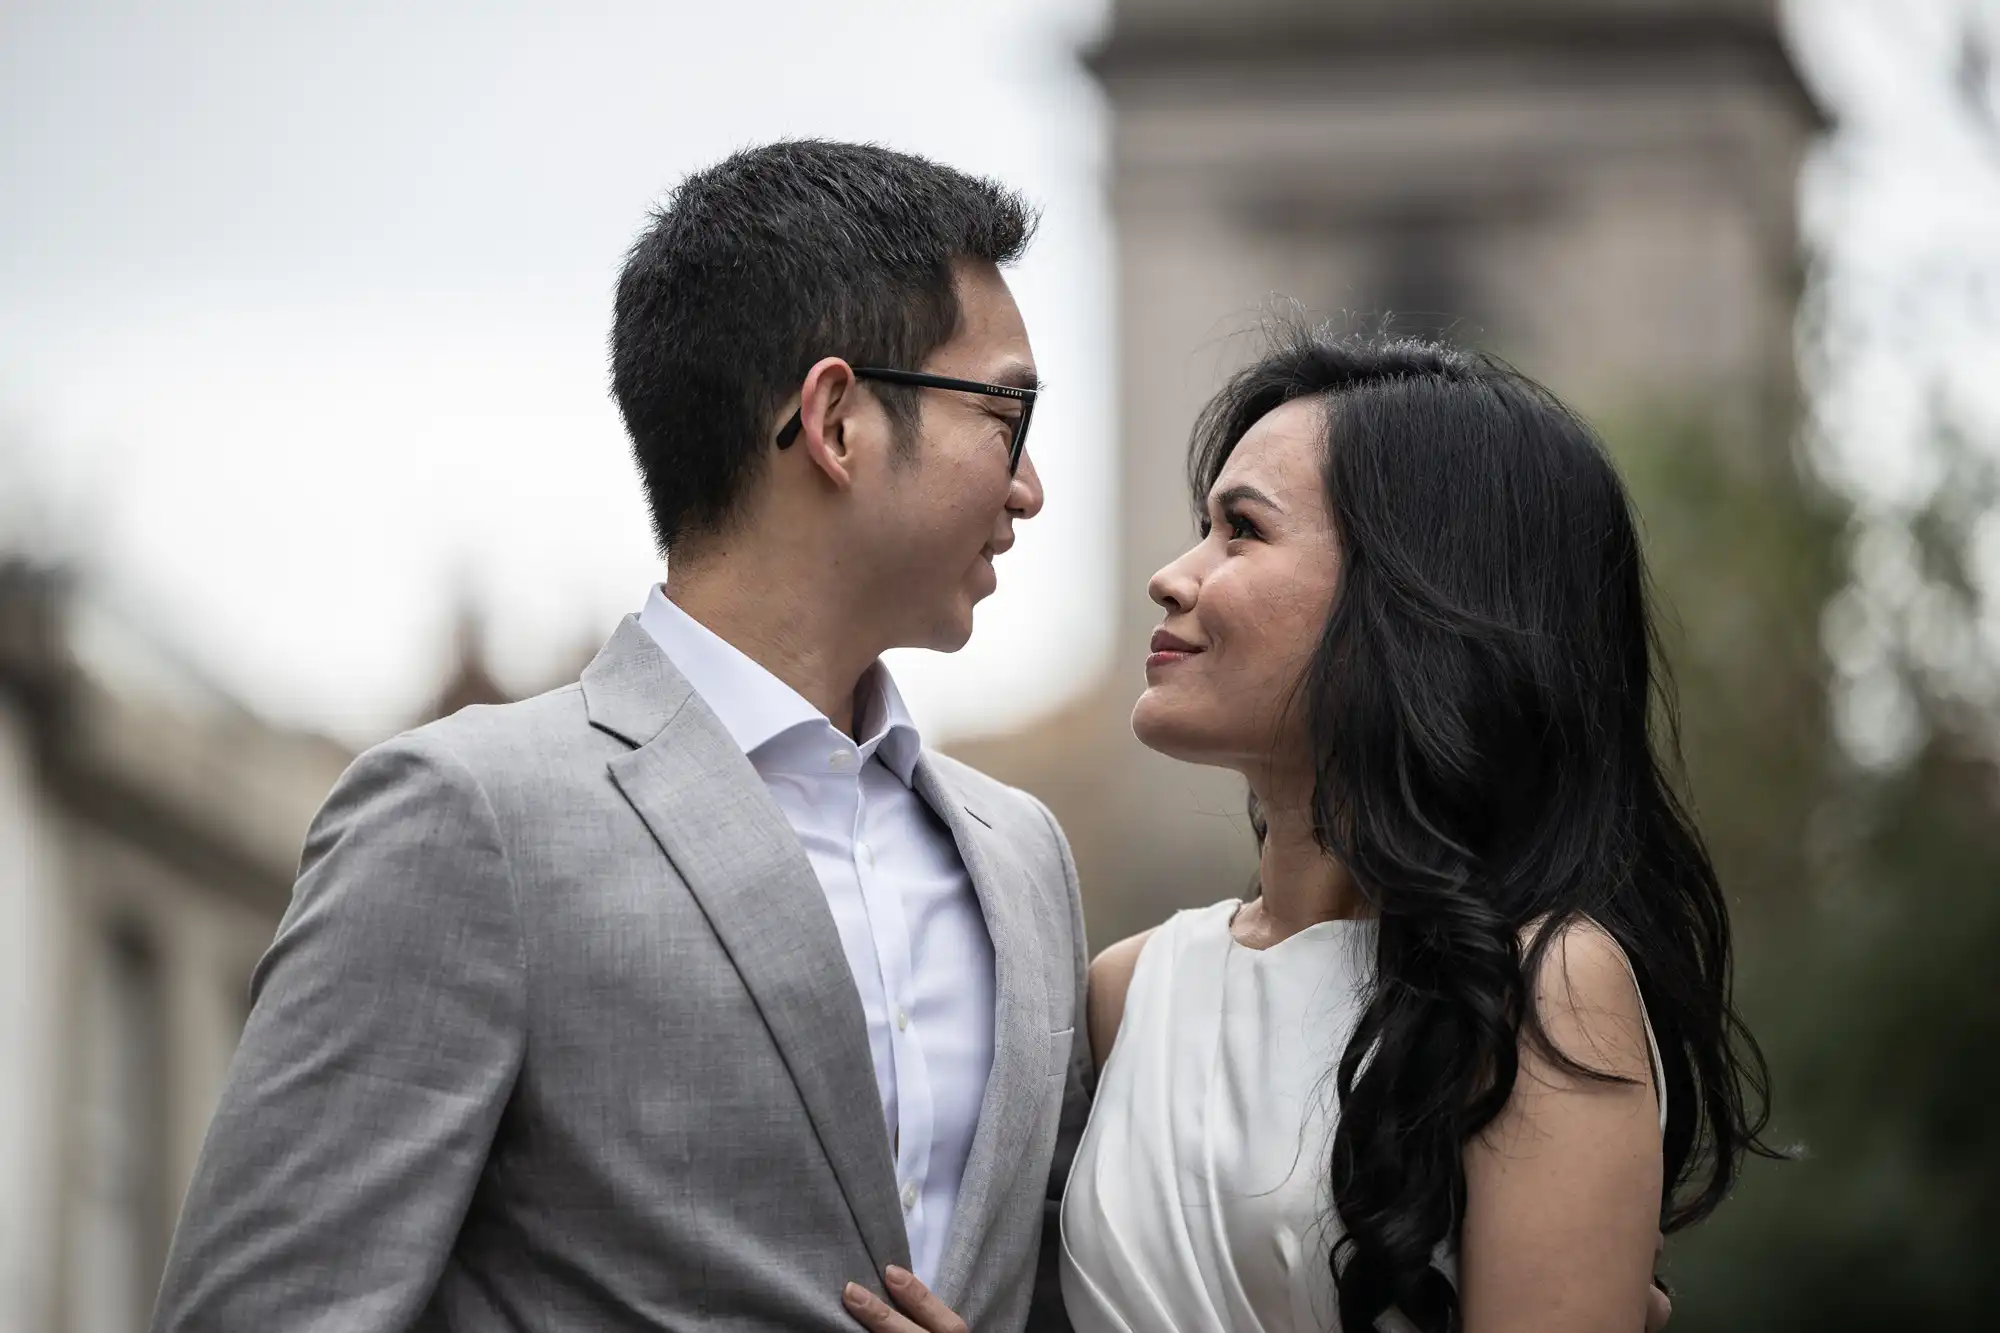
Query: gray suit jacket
[[152, 618, 1092, 1332]]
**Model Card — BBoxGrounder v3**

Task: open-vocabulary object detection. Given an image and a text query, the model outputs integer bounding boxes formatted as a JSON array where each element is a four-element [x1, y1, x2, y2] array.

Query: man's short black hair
[[611, 140, 1037, 554]]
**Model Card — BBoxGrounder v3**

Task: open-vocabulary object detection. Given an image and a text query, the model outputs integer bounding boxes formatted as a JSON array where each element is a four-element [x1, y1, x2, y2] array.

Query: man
[[152, 140, 1091, 1332]]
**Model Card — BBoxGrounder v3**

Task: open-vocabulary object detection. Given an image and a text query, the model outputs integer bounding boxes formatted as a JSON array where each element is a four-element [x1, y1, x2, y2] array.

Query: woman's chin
[[1130, 693, 1210, 763]]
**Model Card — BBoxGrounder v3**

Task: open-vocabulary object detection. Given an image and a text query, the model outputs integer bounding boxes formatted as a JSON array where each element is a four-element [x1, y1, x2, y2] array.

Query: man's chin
[[930, 610, 977, 653], [895, 600, 977, 654]]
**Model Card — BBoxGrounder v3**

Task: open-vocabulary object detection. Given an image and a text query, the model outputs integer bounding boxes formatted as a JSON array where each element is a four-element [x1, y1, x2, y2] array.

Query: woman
[[847, 327, 1773, 1333]]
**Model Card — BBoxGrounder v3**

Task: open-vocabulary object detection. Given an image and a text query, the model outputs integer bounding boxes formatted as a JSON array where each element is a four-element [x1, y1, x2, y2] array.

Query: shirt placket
[[849, 752, 933, 1235]]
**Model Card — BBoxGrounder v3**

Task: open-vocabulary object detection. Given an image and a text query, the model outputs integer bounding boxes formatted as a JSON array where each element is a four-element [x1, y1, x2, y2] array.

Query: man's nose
[[1008, 450, 1045, 520]]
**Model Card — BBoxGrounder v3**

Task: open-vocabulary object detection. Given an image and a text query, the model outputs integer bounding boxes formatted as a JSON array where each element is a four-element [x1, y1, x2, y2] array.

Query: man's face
[[858, 259, 1044, 651]]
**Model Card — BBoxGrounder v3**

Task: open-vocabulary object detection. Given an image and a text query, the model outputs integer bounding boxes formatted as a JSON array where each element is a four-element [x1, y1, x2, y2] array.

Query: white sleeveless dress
[[1058, 900, 1666, 1333]]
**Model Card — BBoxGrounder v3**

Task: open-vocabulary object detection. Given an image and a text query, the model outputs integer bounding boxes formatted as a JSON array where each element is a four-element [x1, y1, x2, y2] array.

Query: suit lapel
[[915, 756, 1050, 1310], [583, 619, 910, 1280]]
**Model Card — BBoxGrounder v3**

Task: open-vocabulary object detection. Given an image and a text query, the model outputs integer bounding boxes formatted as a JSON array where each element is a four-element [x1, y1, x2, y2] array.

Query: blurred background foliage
[[1647, 13, 2000, 1317]]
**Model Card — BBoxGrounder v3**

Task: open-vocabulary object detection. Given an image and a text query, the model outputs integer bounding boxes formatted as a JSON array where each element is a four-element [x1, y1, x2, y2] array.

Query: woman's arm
[[1459, 922, 1664, 1333], [1085, 929, 1154, 1069]]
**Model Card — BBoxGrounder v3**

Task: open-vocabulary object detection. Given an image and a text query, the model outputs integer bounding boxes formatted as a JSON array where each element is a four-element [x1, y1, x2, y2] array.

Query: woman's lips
[[1147, 628, 1203, 671]]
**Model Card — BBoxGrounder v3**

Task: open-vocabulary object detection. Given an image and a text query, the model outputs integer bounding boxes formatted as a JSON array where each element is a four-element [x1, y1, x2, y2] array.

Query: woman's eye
[[1199, 514, 1256, 542]]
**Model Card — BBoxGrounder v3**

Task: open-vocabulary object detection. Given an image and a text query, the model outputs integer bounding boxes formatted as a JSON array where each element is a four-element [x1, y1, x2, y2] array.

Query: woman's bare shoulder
[[1085, 929, 1157, 1069], [1519, 916, 1655, 1093]]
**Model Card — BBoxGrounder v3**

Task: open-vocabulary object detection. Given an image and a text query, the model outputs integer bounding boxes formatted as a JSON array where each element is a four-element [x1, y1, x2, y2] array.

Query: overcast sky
[[1789, 0, 2000, 509], [0, 0, 1114, 744], [2, 0, 1995, 747]]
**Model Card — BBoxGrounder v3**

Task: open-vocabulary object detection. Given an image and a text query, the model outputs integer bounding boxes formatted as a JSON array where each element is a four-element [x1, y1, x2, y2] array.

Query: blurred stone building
[[950, 0, 1824, 945], [0, 560, 352, 1333], [0, 559, 590, 1333]]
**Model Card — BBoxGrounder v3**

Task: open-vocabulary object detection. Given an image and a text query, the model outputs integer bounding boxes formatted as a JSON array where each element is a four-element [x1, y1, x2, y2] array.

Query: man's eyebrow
[[989, 363, 1043, 394]]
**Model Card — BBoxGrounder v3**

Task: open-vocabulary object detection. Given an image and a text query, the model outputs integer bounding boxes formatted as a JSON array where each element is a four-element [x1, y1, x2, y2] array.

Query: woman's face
[[1132, 396, 1342, 780]]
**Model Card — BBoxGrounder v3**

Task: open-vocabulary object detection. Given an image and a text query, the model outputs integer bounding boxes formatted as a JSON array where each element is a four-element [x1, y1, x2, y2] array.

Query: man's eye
[[1227, 514, 1257, 541]]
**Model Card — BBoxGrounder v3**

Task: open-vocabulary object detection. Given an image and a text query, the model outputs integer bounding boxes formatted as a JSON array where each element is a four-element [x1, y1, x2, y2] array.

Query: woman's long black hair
[[1187, 325, 1778, 1333]]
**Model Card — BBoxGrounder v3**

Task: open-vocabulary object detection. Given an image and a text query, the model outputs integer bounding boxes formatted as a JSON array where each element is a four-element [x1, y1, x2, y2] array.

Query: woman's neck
[[1243, 791, 1370, 943]]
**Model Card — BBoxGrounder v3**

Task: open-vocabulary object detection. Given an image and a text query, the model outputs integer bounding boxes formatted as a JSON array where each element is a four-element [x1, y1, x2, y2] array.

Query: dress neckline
[[1222, 898, 1376, 958]]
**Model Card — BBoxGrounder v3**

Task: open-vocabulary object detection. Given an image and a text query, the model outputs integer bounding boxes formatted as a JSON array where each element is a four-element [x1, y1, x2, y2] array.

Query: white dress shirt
[[638, 585, 996, 1287]]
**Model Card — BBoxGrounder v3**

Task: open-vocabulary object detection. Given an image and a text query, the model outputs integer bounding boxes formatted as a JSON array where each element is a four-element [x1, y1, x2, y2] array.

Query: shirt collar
[[857, 658, 924, 787], [637, 584, 924, 787]]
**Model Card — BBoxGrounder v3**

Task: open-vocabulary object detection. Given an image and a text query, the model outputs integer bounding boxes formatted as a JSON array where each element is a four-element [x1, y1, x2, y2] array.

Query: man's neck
[[664, 561, 878, 739]]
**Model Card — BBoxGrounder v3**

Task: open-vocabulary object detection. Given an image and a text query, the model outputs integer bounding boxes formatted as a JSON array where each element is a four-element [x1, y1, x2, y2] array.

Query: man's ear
[[795, 356, 861, 490]]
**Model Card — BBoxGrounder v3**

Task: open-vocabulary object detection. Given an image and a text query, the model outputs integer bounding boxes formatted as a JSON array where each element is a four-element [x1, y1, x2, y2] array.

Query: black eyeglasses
[[775, 367, 1037, 475]]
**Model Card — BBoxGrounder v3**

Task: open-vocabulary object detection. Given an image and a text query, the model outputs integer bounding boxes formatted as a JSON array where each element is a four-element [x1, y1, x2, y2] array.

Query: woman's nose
[[1149, 551, 1198, 614]]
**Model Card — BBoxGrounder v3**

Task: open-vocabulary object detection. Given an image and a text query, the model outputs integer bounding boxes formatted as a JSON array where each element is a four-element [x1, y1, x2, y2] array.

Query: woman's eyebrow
[[1211, 483, 1283, 513]]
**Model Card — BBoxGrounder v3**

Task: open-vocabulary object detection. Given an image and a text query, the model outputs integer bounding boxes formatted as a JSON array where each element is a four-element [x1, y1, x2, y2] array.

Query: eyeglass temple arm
[[776, 368, 1034, 451], [776, 408, 805, 449]]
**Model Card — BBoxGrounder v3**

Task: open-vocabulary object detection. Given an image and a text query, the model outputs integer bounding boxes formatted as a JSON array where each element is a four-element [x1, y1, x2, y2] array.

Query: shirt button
[[828, 749, 855, 771], [859, 842, 874, 866], [896, 1007, 910, 1032], [901, 1182, 918, 1210]]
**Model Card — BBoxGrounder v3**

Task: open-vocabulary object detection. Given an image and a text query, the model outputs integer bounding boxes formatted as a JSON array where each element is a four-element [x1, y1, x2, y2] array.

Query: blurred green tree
[[1633, 6, 2000, 1322]]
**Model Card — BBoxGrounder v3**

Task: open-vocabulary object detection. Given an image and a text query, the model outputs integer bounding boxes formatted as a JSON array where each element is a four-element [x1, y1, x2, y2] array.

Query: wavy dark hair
[[1187, 325, 1779, 1333]]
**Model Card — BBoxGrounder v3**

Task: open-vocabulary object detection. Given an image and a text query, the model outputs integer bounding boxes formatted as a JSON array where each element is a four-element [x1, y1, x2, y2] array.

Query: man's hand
[[838, 1243, 1671, 1331], [1647, 1281, 1672, 1333], [1647, 1230, 1672, 1333], [843, 1267, 966, 1333]]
